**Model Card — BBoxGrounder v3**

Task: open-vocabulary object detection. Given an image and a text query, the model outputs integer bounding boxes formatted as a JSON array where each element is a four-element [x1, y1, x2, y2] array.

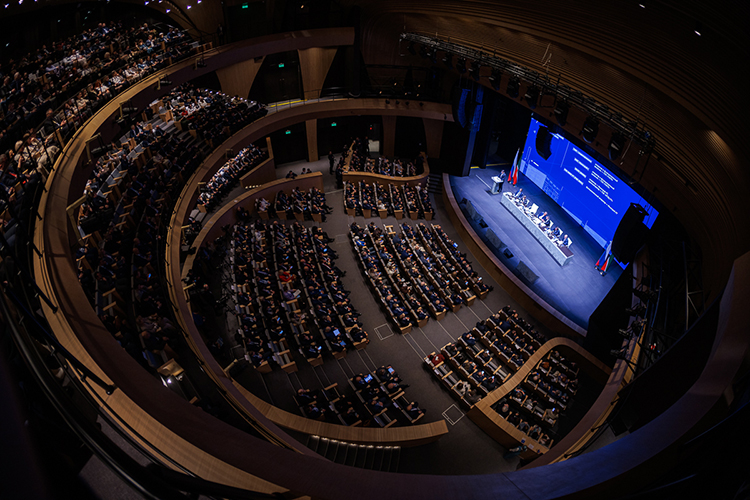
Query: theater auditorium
[[0, 1, 748, 499]]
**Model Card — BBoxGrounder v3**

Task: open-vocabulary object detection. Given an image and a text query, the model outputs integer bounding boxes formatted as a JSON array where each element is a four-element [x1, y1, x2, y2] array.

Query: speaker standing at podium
[[491, 170, 506, 194]]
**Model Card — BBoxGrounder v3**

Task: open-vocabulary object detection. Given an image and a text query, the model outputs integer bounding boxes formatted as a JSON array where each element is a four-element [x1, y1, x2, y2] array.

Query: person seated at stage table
[[561, 234, 572, 247], [552, 227, 563, 238], [513, 187, 523, 199]]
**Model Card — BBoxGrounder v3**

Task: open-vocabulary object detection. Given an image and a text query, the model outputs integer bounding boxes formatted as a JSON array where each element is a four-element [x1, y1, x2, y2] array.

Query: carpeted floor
[[207, 155, 602, 475]]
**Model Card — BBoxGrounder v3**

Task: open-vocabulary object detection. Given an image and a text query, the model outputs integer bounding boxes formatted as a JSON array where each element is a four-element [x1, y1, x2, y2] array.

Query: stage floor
[[450, 165, 622, 330]]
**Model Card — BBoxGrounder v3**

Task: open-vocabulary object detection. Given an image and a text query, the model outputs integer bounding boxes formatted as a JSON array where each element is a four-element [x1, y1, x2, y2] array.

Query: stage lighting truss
[[399, 32, 655, 153]]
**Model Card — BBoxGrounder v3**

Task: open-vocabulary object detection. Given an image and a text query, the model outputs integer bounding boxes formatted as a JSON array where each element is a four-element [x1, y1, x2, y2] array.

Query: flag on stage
[[596, 240, 614, 274], [510, 148, 521, 185]]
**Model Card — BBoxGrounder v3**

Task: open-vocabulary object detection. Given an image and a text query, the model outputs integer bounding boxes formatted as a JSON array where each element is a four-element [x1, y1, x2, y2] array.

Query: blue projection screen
[[521, 118, 658, 248]]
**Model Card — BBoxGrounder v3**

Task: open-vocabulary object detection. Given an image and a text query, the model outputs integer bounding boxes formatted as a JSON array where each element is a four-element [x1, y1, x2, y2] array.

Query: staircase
[[306, 436, 401, 472], [426, 172, 444, 195]]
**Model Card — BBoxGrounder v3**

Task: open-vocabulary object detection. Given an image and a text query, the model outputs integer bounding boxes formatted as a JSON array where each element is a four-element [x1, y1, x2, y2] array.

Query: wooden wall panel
[[298, 46, 338, 99], [216, 57, 265, 98], [305, 119, 318, 161], [382, 115, 397, 158], [422, 118, 444, 159]]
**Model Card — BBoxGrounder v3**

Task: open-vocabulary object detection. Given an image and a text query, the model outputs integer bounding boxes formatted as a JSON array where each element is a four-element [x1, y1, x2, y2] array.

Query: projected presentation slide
[[521, 118, 658, 248]]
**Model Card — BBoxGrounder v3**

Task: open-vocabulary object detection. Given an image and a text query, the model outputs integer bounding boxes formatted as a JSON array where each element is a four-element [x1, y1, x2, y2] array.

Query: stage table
[[500, 193, 574, 266]]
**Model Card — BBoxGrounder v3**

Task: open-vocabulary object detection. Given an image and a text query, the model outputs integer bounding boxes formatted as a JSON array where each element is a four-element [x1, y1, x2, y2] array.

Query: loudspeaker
[[515, 261, 539, 284], [536, 126, 553, 160], [612, 203, 649, 263], [486, 228, 504, 249], [452, 86, 470, 128], [465, 200, 481, 221]]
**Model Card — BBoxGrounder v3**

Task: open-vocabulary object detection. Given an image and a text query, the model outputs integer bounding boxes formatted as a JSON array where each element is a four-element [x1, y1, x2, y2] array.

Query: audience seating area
[[157, 84, 266, 149], [342, 137, 422, 177], [228, 219, 369, 376], [253, 186, 331, 222], [75, 108, 204, 370], [490, 348, 580, 449], [428, 307, 543, 408], [344, 180, 433, 220], [197, 144, 267, 211], [1, 22, 193, 247], [349, 221, 489, 333]]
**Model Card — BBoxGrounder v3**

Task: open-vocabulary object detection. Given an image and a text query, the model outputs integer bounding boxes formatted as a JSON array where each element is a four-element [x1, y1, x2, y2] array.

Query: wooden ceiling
[[351, 0, 750, 297]]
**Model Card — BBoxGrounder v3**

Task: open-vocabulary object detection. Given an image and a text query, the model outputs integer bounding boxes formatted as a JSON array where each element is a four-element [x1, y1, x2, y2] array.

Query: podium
[[491, 176, 503, 194]]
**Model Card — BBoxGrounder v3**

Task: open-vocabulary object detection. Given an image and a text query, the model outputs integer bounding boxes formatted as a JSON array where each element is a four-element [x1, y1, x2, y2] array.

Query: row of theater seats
[[229, 219, 369, 374], [197, 144, 267, 211], [76, 109, 204, 369], [1, 22, 193, 250], [344, 137, 421, 177], [155, 83, 266, 150], [292, 364, 424, 428], [343, 180, 434, 220], [425, 307, 546, 409], [253, 186, 332, 223], [349, 220, 489, 332], [491, 352, 580, 449]]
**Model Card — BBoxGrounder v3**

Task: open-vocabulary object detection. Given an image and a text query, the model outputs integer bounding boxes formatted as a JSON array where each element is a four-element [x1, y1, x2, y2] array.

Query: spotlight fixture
[[618, 328, 633, 338], [554, 99, 569, 126], [407, 41, 416, 55], [506, 77, 520, 98], [524, 85, 540, 109], [456, 58, 467, 74], [694, 22, 702, 36], [609, 132, 625, 161], [442, 53, 453, 69], [469, 61, 481, 81], [489, 69, 502, 91], [385, 99, 390, 104], [581, 116, 599, 143]]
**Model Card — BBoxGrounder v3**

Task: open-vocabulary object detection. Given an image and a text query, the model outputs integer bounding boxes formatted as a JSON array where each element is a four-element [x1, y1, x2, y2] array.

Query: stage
[[449, 165, 623, 329]]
